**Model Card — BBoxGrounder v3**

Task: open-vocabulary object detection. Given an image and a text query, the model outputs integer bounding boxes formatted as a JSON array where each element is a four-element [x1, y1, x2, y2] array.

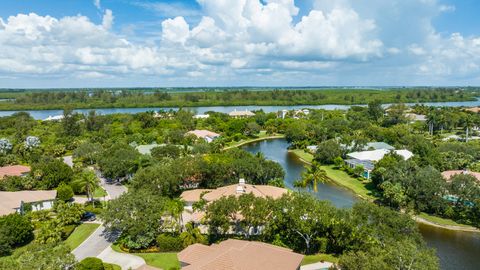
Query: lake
[[242, 138, 480, 270], [1, 98, 480, 120]]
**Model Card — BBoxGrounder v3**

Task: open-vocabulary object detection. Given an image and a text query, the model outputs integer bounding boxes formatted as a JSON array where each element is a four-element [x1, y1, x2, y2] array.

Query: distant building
[[186, 130, 220, 143], [229, 109, 255, 118], [362, 142, 395, 151], [306, 145, 318, 153], [0, 190, 57, 216], [0, 165, 30, 179], [441, 170, 480, 183], [405, 113, 427, 122], [345, 149, 413, 179], [43, 115, 64, 121], [193, 114, 210, 119], [178, 239, 304, 270]]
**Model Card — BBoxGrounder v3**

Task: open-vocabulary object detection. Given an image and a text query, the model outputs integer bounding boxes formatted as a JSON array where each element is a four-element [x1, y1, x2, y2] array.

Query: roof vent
[[236, 185, 245, 194], [239, 178, 246, 185]]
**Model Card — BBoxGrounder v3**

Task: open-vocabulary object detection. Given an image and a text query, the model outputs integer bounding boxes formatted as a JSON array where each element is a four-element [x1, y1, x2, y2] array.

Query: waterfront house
[[441, 170, 480, 183], [345, 149, 413, 179], [178, 239, 304, 270], [186, 130, 220, 143], [228, 109, 255, 118], [0, 190, 57, 216], [0, 165, 30, 179]]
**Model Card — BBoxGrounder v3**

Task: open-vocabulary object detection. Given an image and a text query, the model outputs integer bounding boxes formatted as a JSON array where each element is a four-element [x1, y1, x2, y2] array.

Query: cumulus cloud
[[102, 9, 114, 30], [0, 0, 480, 86]]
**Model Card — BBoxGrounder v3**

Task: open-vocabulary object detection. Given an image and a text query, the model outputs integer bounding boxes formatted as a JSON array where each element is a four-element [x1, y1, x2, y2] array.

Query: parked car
[[82, 212, 96, 221]]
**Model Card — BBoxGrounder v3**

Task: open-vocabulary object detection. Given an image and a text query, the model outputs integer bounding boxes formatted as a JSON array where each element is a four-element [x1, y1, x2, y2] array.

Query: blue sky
[[0, 0, 479, 87]]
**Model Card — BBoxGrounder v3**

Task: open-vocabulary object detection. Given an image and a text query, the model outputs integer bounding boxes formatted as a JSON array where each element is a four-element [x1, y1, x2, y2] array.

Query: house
[[229, 109, 255, 118], [0, 190, 57, 216], [43, 115, 64, 121], [405, 113, 427, 122], [465, 107, 480, 113], [362, 142, 394, 151], [186, 130, 220, 143], [193, 114, 210, 119], [441, 170, 480, 183], [345, 149, 413, 179], [181, 178, 287, 210], [178, 239, 304, 270], [306, 145, 318, 153], [0, 165, 30, 179]]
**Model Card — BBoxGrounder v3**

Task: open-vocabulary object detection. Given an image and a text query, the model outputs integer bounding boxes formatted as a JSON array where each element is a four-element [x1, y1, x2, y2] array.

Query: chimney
[[239, 178, 246, 185]]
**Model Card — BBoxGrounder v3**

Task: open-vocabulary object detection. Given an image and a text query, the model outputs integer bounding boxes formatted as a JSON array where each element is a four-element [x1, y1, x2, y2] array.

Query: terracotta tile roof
[[465, 107, 480, 113], [135, 264, 161, 270], [201, 184, 287, 202], [181, 189, 212, 203], [186, 130, 220, 139], [0, 165, 30, 179], [0, 190, 57, 216], [178, 239, 304, 270], [441, 170, 480, 182]]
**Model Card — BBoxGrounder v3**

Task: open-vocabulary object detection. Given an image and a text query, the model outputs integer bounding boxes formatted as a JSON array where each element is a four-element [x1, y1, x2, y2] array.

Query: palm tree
[[73, 169, 100, 206], [166, 199, 185, 231], [294, 161, 328, 192], [180, 222, 206, 247]]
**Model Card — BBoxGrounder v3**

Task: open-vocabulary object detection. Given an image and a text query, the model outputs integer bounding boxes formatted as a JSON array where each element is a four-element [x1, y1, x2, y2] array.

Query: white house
[[0, 190, 57, 216], [186, 130, 220, 143], [345, 149, 413, 179]]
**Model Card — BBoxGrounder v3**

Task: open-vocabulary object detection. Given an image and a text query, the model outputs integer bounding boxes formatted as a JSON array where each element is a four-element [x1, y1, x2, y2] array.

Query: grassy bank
[[65, 223, 100, 250], [224, 132, 284, 150], [288, 149, 376, 201]]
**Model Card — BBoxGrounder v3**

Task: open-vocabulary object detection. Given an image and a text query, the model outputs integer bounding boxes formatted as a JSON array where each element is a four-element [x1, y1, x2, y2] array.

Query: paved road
[[94, 169, 127, 200], [98, 247, 146, 270], [72, 224, 120, 261]]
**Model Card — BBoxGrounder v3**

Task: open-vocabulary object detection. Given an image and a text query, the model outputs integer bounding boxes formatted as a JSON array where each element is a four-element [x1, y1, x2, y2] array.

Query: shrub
[[77, 257, 105, 270], [57, 183, 74, 201], [0, 213, 34, 248], [156, 234, 184, 252], [62, 224, 77, 240]]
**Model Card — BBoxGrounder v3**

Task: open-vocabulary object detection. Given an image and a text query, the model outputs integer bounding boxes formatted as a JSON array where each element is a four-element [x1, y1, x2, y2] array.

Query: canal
[[242, 138, 480, 270]]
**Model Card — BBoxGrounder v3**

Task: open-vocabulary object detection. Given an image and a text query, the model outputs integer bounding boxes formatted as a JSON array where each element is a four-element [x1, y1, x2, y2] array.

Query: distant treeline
[[0, 87, 477, 110]]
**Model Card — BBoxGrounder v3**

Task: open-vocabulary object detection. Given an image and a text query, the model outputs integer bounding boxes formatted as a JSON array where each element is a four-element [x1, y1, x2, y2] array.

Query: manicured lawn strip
[[224, 132, 284, 149], [111, 244, 180, 269], [289, 149, 314, 163], [321, 165, 377, 201], [301, 254, 339, 265], [418, 212, 474, 228], [65, 223, 100, 250]]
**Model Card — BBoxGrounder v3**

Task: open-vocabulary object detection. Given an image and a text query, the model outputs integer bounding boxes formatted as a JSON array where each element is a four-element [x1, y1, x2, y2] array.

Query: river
[[242, 138, 480, 270], [1, 98, 480, 120]]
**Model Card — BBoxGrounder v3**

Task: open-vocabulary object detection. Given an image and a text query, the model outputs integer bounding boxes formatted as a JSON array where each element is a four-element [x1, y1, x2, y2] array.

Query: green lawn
[[289, 149, 314, 163], [301, 254, 339, 265], [94, 187, 108, 198], [65, 223, 100, 250], [104, 263, 121, 270], [418, 212, 474, 228], [111, 244, 180, 269]]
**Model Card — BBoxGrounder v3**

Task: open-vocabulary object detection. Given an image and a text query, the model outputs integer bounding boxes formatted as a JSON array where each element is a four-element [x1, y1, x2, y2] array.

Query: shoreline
[[287, 148, 480, 233], [223, 135, 285, 150]]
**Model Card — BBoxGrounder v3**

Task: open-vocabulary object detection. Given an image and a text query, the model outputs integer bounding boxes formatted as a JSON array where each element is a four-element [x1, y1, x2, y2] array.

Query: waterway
[[242, 138, 480, 270], [1, 98, 480, 120]]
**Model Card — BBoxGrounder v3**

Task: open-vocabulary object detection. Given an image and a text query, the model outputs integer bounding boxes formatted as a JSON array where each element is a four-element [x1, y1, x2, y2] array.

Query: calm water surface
[[2, 98, 480, 120], [242, 138, 480, 270]]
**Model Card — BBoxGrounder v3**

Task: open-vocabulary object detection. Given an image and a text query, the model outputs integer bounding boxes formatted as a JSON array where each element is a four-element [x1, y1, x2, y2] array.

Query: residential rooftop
[[0, 165, 30, 179], [0, 190, 57, 216], [441, 170, 480, 182], [347, 149, 413, 162], [181, 179, 288, 203], [178, 239, 304, 270]]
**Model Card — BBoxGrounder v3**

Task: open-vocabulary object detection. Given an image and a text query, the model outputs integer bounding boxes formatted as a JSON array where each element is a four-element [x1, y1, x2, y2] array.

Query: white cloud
[[93, 0, 101, 10], [0, 0, 480, 87], [102, 9, 114, 30], [161, 16, 190, 44]]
